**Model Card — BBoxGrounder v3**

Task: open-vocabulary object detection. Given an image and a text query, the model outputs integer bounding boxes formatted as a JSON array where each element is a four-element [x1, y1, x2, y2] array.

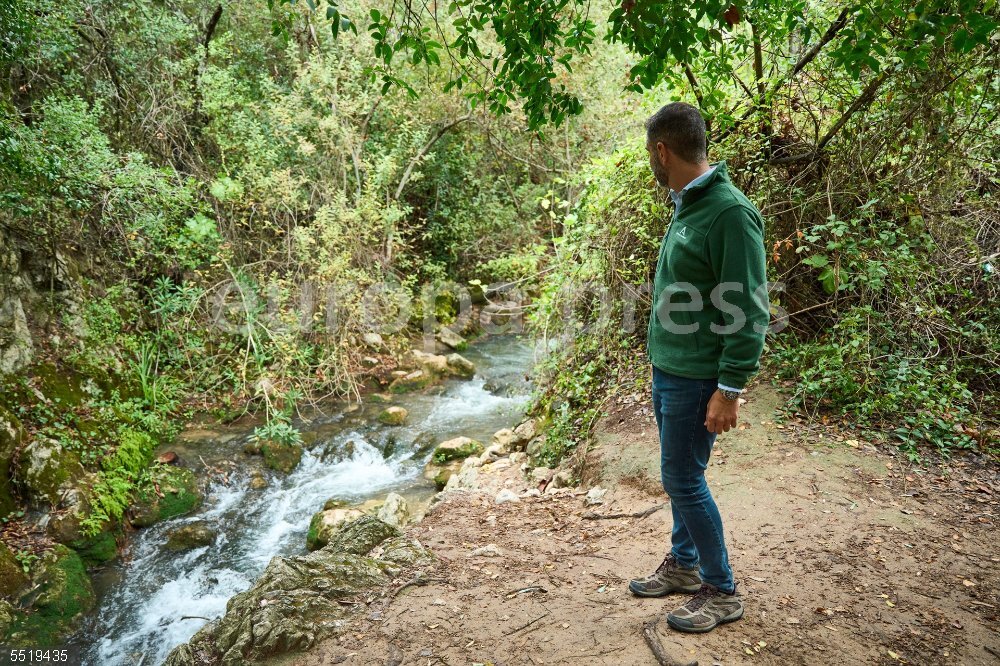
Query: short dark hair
[[645, 102, 707, 164]]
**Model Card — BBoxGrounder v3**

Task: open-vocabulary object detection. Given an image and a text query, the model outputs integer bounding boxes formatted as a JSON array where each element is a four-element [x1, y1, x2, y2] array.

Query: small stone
[[526, 435, 547, 458], [551, 470, 573, 489], [584, 486, 608, 506], [362, 332, 384, 349], [491, 428, 514, 451], [248, 473, 268, 490], [362, 356, 380, 367], [509, 451, 527, 465], [522, 489, 542, 498], [469, 543, 502, 557], [156, 451, 180, 465], [495, 489, 520, 505], [511, 419, 537, 449], [378, 406, 408, 426], [530, 466, 553, 483], [376, 492, 410, 528]]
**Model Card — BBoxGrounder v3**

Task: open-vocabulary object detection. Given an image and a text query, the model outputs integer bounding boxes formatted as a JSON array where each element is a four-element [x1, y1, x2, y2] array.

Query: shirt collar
[[669, 164, 717, 210]]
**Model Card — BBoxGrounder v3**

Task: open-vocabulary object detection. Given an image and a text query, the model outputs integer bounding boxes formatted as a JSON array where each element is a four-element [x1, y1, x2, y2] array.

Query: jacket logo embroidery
[[676, 226, 689, 239]]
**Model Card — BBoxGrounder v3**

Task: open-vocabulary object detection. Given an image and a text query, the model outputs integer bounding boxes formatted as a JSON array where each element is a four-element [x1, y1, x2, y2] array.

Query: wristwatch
[[719, 388, 741, 401]]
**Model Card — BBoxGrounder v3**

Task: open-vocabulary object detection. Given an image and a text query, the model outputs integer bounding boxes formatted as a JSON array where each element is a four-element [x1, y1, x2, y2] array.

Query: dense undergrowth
[[525, 77, 999, 462]]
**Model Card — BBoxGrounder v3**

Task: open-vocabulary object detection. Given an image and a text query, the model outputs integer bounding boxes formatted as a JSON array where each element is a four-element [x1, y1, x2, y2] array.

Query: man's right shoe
[[628, 554, 702, 597]]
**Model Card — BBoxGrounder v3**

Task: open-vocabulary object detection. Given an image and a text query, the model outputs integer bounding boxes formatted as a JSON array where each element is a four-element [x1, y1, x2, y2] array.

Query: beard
[[650, 160, 670, 189]]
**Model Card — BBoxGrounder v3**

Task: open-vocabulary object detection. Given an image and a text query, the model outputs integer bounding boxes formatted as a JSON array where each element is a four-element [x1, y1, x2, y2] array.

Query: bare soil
[[292, 387, 1000, 666]]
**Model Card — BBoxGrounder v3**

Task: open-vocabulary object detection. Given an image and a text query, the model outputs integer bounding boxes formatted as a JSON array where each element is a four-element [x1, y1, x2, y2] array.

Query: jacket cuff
[[717, 372, 747, 391]]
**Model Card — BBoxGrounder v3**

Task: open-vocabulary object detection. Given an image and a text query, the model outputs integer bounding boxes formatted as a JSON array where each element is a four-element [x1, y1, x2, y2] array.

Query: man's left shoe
[[666, 583, 744, 633]]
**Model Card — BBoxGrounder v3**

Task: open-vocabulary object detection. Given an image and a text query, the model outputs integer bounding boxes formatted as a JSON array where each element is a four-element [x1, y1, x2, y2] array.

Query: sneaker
[[628, 554, 702, 598], [666, 583, 744, 633]]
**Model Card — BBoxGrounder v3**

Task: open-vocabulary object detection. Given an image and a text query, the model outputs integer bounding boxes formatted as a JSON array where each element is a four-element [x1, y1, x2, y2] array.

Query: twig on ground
[[390, 572, 446, 598], [642, 618, 698, 666], [583, 503, 667, 520], [504, 611, 551, 636]]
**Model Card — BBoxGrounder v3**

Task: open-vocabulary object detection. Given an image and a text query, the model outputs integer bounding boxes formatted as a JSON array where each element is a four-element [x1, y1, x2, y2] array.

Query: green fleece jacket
[[646, 161, 768, 390]]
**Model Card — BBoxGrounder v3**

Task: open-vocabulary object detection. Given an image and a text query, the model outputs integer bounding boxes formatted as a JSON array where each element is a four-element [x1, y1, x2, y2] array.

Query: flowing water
[[73, 335, 536, 666]]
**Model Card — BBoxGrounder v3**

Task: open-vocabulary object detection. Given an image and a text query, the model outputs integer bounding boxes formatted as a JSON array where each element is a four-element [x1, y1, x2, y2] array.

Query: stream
[[72, 335, 536, 665]]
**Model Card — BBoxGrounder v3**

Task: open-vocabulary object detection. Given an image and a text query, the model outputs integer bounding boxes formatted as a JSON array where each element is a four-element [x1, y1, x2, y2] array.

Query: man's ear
[[655, 141, 670, 167]]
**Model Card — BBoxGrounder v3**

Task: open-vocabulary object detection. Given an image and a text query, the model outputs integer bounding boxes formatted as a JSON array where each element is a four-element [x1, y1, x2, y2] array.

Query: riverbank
[[73, 334, 535, 664], [289, 384, 1000, 665]]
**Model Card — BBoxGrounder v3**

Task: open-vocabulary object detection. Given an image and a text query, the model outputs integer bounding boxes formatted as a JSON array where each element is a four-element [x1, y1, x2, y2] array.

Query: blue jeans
[[652, 366, 735, 592]]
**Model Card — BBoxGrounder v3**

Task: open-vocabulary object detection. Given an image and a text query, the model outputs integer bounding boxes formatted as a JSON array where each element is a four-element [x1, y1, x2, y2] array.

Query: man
[[629, 102, 768, 633]]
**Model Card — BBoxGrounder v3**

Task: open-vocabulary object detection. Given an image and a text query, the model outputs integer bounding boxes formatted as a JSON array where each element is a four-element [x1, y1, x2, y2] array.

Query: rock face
[[2, 545, 95, 646], [377, 406, 408, 426], [260, 440, 304, 473], [130, 466, 202, 528], [0, 542, 27, 600], [163, 516, 433, 666], [14, 437, 86, 507], [432, 436, 484, 464], [305, 507, 364, 551], [0, 406, 24, 515]]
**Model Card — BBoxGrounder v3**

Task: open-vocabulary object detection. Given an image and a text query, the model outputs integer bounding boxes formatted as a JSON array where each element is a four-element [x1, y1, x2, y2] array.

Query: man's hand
[[705, 390, 739, 434]]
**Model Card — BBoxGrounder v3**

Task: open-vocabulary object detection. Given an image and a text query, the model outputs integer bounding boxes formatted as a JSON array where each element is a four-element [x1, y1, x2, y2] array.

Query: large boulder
[[432, 436, 484, 464], [14, 437, 86, 507], [510, 419, 538, 451], [163, 517, 432, 666], [0, 542, 27, 600], [130, 465, 202, 528], [3, 545, 95, 646]]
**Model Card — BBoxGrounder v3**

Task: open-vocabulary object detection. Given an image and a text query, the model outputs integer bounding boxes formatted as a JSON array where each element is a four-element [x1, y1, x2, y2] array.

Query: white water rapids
[[74, 336, 535, 665]]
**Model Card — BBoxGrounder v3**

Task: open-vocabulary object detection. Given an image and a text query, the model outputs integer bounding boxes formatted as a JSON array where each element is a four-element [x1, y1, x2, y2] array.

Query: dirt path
[[291, 387, 999, 666]]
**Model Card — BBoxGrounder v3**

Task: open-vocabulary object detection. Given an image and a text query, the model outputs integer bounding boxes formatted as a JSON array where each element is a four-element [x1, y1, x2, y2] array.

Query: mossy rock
[[163, 516, 423, 666], [0, 405, 24, 516], [15, 437, 86, 507], [30, 364, 88, 408], [445, 353, 476, 379], [433, 467, 453, 491], [431, 436, 484, 464], [324, 515, 401, 555], [5, 545, 94, 646], [305, 507, 364, 551], [0, 542, 27, 600], [131, 466, 202, 528], [377, 406, 408, 426], [68, 529, 117, 566], [260, 440, 303, 473], [165, 522, 217, 551], [389, 369, 434, 394]]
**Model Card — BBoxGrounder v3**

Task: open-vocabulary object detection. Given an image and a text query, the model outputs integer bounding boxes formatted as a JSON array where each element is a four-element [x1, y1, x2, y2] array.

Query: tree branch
[[393, 114, 472, 200], [769, 69, 892, 165]]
